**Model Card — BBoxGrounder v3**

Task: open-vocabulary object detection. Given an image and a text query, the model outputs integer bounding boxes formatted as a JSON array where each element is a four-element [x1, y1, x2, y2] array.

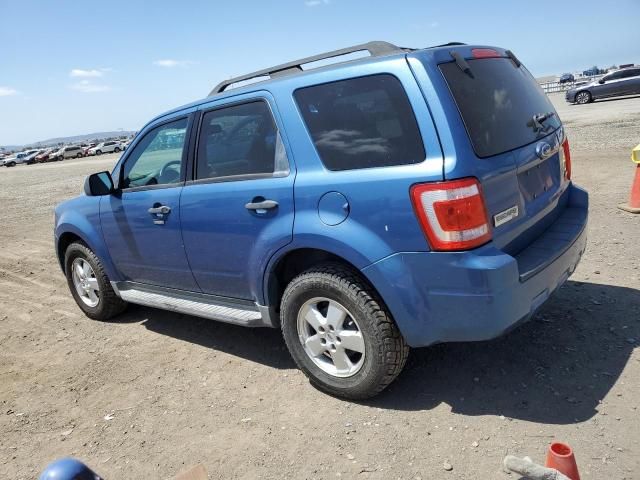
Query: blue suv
[[55, 42, 588, 399]]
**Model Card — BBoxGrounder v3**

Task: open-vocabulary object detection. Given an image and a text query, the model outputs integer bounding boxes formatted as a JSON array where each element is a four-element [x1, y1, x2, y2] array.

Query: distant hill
[[1, 131, 137, 151]]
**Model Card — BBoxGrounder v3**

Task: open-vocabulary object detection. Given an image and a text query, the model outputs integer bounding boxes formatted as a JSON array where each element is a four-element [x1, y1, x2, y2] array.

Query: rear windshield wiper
[[527, 112, 556, 133], [450, 51, 474, 78]]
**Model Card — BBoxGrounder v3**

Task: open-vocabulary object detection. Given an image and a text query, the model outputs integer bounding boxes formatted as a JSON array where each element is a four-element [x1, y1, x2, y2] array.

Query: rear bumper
[[362, 184, 588, 347]]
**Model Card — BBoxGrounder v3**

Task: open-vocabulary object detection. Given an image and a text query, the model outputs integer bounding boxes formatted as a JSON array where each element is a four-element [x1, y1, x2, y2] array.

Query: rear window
[[440, 58, 561, 158], [294, 74, 425, 171]]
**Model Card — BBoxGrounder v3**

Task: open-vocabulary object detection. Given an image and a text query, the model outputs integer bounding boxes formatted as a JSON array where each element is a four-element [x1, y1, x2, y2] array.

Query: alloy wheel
[[71, 258, 100, 307], [296, 297, 366, 378], [576, 92, 590, 104]]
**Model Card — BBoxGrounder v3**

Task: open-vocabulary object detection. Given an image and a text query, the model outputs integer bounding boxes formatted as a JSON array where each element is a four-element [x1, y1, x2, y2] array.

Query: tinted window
[[294, 74, 425, 171], [196, 101, 289, 180], [122, 118, 187, 189], [440, 58, 562, 158], [620, 69, 640, 79]]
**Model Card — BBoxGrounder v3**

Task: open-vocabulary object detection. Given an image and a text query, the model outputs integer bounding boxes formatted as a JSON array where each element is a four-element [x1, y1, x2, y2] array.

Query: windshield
[[440, 57, 562, 158]]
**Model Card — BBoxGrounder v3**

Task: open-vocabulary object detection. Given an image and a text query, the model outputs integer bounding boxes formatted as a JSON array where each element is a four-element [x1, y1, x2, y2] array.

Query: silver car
[[2, 151, 35, 167], [566, 67, 640, 104], [52, 145, 84, 161]]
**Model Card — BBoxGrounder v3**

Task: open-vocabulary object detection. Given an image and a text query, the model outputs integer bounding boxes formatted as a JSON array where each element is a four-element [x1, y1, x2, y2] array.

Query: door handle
[[148, 205, 171, 215], [245, 199, 278, 213], [148, 204, 171, 225]]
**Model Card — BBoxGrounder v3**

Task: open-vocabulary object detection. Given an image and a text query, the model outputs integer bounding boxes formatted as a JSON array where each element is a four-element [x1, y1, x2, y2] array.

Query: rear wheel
[[64, 242, 127, 320], [114, 147, 120, 153], [281, 263, 409, 399], [575, 91, 591, 104], [76, 152, 82, 158]]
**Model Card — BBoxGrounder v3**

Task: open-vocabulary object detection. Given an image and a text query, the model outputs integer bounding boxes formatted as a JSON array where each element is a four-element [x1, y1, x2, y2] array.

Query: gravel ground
[[0, 94, 639, 479]]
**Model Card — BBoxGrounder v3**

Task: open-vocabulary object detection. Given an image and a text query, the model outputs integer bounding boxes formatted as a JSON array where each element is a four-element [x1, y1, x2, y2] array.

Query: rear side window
[[294, 74, 425, 171], [196, 100, 289, 181], [440, 58, 562, 158]]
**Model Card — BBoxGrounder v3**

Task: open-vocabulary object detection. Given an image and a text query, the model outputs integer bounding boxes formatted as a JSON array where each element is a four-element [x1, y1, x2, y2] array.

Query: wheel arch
[[263, 246, 388, 323], [55, 221, 120, 281]]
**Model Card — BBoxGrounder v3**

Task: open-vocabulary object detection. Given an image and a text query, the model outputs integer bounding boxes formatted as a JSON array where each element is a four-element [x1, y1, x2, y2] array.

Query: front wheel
[[114, 147, 120, 153], [96, 150, 102, 155], [575, 91, 592, 104], [64, 242, 127, 320], [281, 263, 409, 399]]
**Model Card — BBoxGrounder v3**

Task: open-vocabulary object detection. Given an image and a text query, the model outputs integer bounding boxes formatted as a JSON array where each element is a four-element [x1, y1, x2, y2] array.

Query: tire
[[575, 91, 592, 105], [96, 150, 102, 156], [280, 263, 409, 399], [7, 161, 15, 167], [76, 153, 82, 158], [114, 147, 120, 153], [64, 242, 127, 320]]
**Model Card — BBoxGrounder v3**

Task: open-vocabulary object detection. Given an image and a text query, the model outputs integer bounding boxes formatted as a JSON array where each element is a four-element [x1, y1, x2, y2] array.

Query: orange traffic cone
[[618, 164, 640, 213], [545, 442, 581, 480], [618, 145, 640, 213]]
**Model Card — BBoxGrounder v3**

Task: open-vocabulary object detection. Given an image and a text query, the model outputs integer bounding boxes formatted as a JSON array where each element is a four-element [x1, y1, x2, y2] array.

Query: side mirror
[[598, 78, 605, 84], [84, 171, 115, 196]]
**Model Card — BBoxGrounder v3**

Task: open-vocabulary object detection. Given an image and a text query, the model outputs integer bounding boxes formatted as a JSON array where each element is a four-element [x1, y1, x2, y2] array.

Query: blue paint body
[[54, 44, 588, 347]]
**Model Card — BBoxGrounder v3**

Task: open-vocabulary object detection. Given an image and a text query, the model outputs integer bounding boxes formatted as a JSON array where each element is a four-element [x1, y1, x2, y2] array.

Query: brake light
[[561, 138, 571, 180], [410, 178, 492, 251], [471, 48, 500, 59]]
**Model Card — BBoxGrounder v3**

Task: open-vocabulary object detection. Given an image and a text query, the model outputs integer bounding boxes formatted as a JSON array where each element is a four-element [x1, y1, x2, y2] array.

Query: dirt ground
[[1, 94, 639, 480]]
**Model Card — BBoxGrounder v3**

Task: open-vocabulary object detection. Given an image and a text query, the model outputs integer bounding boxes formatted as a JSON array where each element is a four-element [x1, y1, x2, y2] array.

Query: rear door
[[179, 93, 295, 301], [620, 68, 640, 95], [425, 49, 569, 253]]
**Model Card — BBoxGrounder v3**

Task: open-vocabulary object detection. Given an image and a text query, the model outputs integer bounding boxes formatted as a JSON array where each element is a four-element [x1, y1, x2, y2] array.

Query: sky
[[1, 0, 639, 146]]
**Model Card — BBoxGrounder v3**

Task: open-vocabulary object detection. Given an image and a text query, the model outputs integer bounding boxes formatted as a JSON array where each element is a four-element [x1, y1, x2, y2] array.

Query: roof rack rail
[[429, 41, 467, 48], [208, 41, 406, 96]]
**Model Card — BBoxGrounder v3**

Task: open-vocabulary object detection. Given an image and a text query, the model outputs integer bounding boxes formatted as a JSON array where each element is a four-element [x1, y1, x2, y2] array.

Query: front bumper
[[362, 184, 588, 347], [565, 90, 577, 103]]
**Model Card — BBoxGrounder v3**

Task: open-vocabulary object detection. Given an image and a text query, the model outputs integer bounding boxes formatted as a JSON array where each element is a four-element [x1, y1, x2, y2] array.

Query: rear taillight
[[410, 178, 492, 251], [561, 138, 571, 180]]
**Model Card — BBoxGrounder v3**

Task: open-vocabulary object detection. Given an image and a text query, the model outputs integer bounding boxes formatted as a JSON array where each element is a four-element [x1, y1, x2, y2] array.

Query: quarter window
[[122, 118, 188, 189], [294, 74, 425, 171], [196, 100, 289, 180]]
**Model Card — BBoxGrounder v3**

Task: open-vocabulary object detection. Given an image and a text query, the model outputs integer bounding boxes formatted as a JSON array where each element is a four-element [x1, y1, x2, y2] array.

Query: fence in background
[[539, 74, 604, 94]]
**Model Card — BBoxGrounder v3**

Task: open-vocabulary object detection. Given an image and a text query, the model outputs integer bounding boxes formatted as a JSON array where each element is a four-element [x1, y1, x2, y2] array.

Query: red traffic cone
[[545, 442, 581, 480], [618, 145, 640, 213]]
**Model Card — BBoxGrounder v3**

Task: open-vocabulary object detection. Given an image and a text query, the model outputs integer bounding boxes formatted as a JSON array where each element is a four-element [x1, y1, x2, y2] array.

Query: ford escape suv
[[55, 41, 588, 399]]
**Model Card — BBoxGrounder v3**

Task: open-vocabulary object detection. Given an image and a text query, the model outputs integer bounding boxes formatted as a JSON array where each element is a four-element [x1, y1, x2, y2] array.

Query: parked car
[[82, 144, 97, 157], [1, 152, 25, 167], [52, 145, 84, 161], [88, 141, 121, 156], [55, 41, 588, 399], [23, 149, 45, 165], [566, 66, 640, 104], [5, 150, 38, 166], [35, 148, 56, 163], [558, 73, 574, 84]]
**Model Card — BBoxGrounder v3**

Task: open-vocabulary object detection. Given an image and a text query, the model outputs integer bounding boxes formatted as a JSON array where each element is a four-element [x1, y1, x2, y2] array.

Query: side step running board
[[111, 282, 273, 327]]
